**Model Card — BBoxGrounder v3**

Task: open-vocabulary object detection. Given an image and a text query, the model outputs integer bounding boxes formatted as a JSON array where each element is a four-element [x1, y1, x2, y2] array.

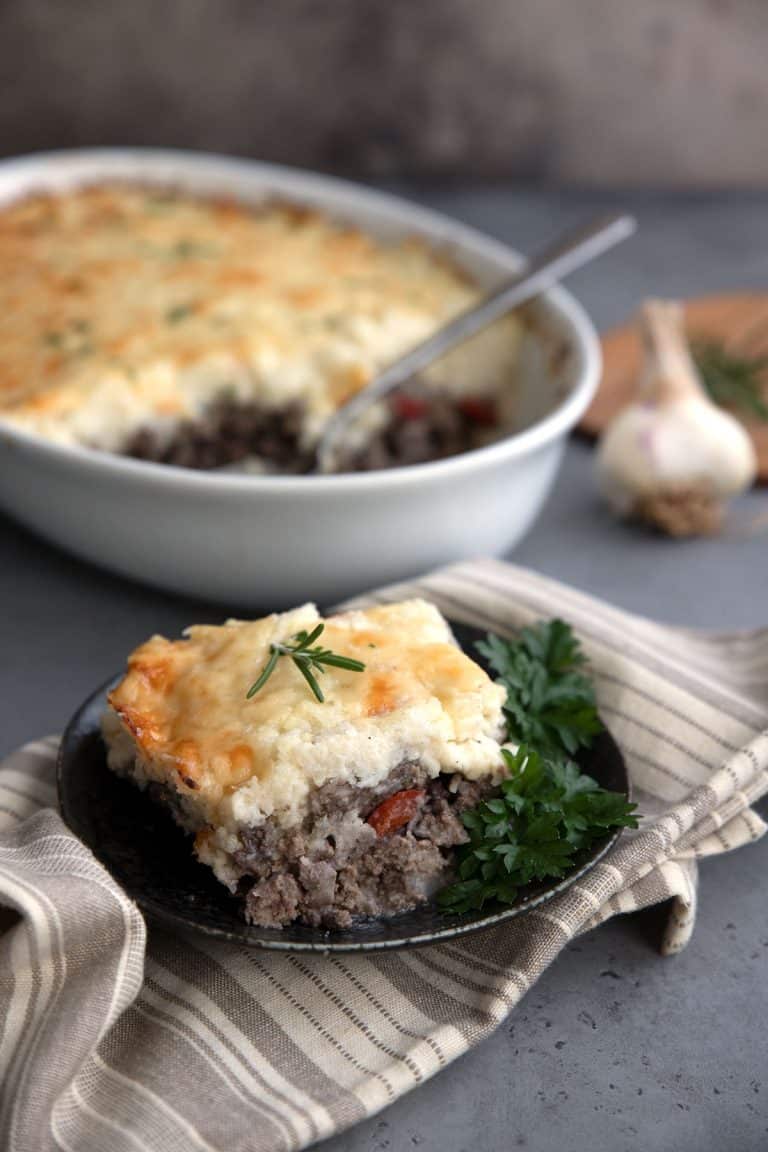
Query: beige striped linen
[[1, 558, 766, 1152]]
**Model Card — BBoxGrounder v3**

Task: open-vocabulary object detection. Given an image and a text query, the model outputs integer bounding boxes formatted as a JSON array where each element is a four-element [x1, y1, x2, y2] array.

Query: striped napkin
[[1, 559, 766, 1152]]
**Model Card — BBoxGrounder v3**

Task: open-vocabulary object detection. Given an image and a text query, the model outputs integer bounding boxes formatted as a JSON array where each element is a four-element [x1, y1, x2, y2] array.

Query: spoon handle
[[316, 213, 636, 471]]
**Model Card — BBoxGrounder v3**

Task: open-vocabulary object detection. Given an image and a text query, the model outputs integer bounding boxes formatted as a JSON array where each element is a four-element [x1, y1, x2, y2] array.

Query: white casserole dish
[[0, 149, 600, 606]]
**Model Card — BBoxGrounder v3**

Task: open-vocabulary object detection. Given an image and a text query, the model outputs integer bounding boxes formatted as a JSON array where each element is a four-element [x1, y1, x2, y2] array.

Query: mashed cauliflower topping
[[0, 185, 523, 453], [104, 599, 506, 830]]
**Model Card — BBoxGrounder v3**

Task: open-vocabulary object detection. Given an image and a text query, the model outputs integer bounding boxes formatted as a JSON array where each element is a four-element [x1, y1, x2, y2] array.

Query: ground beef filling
[[124, 390, 499, 474], [340, 390, 498, 473], [233, 765, 494, 929], [125, 398, 312, 472]]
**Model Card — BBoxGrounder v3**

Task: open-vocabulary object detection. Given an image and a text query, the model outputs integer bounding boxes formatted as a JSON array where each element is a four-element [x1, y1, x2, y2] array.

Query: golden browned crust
[[0, 184, 489, 447], [104, 600, 506, 830]]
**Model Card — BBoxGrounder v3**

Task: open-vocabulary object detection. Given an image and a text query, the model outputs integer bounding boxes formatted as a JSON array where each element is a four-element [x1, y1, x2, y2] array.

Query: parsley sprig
[[438, 745, 638, 914], [439, 618, 637, 914], [477, 619, 603, 757], [246, 624, 365, 703]]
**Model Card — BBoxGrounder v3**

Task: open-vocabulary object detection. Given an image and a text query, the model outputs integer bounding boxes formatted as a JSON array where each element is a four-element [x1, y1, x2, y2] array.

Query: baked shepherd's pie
[[102, 599, 507, 927], [0, 185, 523, 472]]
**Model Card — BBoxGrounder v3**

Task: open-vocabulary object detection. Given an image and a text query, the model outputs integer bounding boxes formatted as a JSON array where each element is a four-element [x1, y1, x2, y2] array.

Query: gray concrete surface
[[2, 1, 768, 185], [0, 190, 766, 1150]]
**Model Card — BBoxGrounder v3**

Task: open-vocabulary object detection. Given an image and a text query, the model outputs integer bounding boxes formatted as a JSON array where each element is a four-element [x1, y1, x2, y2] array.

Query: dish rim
[[0, 146, 601, 492]]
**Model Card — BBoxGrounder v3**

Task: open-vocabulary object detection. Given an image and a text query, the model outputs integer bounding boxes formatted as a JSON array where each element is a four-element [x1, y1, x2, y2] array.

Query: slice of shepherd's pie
[[102, 599, 507, 928]]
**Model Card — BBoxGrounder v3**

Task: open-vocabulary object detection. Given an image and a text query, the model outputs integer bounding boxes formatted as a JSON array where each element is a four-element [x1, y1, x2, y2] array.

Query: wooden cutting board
[[579, 293, 768, 483]]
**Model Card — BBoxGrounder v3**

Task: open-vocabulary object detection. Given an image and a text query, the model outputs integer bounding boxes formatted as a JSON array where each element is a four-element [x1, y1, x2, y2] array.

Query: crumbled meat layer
[[123, 389, 499, 474], [233, 766, 494, 929], [339, 389, 497, 472], [126, 398, 312, 471]]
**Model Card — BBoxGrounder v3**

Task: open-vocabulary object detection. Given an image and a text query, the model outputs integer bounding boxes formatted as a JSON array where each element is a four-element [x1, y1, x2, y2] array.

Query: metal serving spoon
[[314, 213, 636, 473]]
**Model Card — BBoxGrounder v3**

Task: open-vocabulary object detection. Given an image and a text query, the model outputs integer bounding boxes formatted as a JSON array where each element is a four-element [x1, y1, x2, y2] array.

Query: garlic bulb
[[596, 300, 757, 536]]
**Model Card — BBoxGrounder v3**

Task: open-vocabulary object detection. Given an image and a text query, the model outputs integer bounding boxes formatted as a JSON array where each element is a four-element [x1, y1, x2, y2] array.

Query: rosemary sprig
[[692, 340, 768, 421], [246, 623, 366, 703]]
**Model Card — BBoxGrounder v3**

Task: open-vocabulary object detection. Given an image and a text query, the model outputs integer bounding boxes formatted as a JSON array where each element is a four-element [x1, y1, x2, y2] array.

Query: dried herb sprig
[[692, 340, 768, 421], [246, 623, 365, 703]]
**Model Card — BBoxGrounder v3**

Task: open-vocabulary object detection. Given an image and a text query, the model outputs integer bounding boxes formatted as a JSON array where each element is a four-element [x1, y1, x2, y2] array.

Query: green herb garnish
[[166, 303, 194, 324], [692, 340, 768, 421], [42, 322, 93, 357], [438, 744, 638, 913], [172, 239, 216, 260], [144, 191, 178, 212], [246, 623, 366, 703], [476, 619, 603, 757], [438, 619, 636, 914]]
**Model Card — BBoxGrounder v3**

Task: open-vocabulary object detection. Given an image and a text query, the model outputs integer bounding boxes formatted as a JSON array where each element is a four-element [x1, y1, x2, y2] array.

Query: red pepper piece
[[457, 397, 497, 425], [392, 394, 429, 420], [366, 788, 425, 837]]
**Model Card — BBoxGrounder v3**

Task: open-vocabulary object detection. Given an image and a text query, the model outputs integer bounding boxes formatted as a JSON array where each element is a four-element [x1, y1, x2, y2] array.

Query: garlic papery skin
[[596, 300, 757, 535]]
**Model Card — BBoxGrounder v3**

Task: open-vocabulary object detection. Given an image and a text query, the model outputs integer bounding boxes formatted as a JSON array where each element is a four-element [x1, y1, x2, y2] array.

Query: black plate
[[57, 623, 629, 952]]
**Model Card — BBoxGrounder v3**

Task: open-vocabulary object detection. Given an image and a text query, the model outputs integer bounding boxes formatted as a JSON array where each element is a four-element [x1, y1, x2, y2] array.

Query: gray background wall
[[2, 0, 767, 185]]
